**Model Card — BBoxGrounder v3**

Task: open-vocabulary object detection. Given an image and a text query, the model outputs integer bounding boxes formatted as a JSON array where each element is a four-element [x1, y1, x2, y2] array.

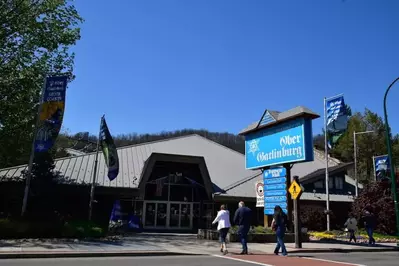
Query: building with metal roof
[[0, 134, 358, 231]]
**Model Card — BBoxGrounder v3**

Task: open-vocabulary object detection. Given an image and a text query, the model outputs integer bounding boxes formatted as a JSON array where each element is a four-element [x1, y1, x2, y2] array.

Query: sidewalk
[[0, 234, 397, 259]]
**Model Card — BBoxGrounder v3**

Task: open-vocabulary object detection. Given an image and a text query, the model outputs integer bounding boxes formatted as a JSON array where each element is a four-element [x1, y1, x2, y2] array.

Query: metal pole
[[21, 77, 47, 217], [88, 117, 102, 221], [372, 156, 376, 181], [383, 77, 399, 244], [354, 131, 358, 197], [324, 97, 330, 231], [293, 176, 302, 248]]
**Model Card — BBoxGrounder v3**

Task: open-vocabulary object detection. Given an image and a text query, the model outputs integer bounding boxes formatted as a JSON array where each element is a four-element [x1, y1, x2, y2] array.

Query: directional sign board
[[288, 180, 302, 200], [263, 167, 287, 215]]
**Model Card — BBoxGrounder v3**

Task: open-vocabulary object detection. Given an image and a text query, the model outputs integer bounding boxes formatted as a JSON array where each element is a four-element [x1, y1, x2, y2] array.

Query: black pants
[[348, 229, 356, 242], [219, 227, 229, 243]]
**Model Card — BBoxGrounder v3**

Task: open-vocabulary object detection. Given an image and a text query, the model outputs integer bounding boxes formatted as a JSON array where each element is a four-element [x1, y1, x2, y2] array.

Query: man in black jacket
[[234, 201, 252, 254]]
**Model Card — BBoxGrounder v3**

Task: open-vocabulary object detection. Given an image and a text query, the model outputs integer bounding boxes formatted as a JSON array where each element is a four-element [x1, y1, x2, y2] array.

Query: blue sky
[[64, 0, 399, 136]]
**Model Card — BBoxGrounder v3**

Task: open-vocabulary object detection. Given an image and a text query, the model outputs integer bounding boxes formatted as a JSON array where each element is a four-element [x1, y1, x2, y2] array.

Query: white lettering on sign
[[269, 169, 283, 178], [279, 135, 301, 147], [255, 133, 304, 163]]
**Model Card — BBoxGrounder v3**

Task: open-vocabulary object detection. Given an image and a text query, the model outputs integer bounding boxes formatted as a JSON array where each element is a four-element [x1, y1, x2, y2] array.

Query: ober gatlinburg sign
[[239, 106, 319, 216]]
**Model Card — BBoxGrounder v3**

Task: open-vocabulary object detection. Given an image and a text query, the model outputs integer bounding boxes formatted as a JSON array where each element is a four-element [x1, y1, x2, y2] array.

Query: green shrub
[[61, 220, 106, 238], [229, 225, 274, 234], [0, 218, 106, 239]]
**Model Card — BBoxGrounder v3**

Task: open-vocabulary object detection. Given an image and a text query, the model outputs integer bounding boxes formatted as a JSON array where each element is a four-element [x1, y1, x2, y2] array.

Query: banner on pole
[[100, 116, 119, 181], [326, 95, 348, 148], [374, 155, 390, 181], [255, 180, 264, 207], [110, 200, 121, 222], [34, 76, 68, 152]]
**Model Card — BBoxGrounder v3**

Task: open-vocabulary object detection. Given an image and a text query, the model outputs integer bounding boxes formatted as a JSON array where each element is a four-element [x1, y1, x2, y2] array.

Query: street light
[[353, 130, 374, 197], [383, 77, 399, 245]]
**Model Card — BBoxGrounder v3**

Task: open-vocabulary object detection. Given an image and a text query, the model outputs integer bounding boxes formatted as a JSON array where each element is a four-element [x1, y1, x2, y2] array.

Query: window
[[329, 178, 333, 189], [314, 180, 323, 189], [335, 177, 344, 190]]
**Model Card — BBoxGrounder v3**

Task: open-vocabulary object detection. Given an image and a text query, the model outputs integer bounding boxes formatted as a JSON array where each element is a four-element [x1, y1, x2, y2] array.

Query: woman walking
[[272, 205, 288, 256], [212, 205, 231, 255], [344, 214, 358, 243]]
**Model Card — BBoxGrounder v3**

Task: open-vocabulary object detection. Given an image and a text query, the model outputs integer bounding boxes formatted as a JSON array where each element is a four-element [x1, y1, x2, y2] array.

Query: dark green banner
[[100, 116, 119, 181]]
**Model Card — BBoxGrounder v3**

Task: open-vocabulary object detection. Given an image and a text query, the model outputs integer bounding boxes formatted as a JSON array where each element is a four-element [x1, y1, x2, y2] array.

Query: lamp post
[[353, 130, 374, 197], [383, 77, 399, 245]]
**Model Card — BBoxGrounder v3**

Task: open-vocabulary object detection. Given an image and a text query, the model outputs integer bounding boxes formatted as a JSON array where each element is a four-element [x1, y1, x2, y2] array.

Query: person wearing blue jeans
[[234, 201, 252, 254], [238, 225, 249, 253], [272, 205, 287, 256], [363, 210, 376, 245]]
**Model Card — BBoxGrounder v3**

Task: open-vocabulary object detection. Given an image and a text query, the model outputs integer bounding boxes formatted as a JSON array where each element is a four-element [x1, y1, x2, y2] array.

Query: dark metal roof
[[239, 106, 320, 135], [300, 162, 354, 183]]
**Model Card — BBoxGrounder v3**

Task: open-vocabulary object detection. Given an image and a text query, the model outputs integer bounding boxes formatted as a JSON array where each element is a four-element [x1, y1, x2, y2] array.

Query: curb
[[0, 251, 204, 259], [288, 247, 399, 254]]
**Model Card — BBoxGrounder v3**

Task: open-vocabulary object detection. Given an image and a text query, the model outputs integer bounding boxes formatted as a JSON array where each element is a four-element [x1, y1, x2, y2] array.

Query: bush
[[300, 205, 336, 231], [229, 225, 274, 234], [352, 180, 398, 234], [0, 218, 105, 239], [61, 220, 105, 238]]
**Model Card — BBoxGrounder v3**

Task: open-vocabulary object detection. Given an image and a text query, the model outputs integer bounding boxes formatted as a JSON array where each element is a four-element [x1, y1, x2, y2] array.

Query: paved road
[[293, 252, 399, 266], [0, 254, 373, 266], [0, 253, 397, 266]]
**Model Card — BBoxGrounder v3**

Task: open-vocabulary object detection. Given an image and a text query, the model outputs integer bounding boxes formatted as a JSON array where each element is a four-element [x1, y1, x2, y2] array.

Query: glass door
[[169, 203, 180, 227], [167, 202, 193, 229], [156, 202, 167, 227], [144, 201, 194, 230], [180, 203, 191, 228], [144, 202, 156, 227]]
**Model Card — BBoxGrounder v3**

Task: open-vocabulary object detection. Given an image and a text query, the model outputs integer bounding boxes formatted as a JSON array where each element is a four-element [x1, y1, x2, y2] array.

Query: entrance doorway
[[143, 201, 196, 230]]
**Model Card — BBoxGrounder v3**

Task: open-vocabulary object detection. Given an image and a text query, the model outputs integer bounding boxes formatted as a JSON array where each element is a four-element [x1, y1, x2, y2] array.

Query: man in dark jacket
[[234, 201, 252, 254], [363, 210, 376, 245]]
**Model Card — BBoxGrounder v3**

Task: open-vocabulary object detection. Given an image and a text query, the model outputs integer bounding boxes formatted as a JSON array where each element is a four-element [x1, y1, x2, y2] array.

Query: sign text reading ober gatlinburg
[[256, 134, 303, 163]]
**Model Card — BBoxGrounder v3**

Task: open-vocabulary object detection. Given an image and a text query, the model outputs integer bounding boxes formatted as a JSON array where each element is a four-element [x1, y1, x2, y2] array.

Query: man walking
[[234, 201, 252, 254]]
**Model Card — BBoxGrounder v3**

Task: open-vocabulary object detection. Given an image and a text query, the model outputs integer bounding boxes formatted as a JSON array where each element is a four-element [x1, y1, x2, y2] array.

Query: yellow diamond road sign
[[288, 180, 302, 200]]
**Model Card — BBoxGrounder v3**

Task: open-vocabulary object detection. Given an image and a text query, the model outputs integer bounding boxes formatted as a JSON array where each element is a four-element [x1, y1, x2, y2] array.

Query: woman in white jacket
[[212, 205, 231, 255]]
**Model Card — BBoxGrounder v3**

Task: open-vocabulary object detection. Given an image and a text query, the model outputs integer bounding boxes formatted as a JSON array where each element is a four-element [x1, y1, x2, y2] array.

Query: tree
[[21, 150, 58, 219], [351, 180, 398, 234], [0, 0, 83, 168]]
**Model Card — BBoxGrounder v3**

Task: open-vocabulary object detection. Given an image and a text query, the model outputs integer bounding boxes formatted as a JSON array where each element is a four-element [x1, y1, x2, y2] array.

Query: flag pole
[[88, 115, 103, 221], [323, 93, 344, 231], [21, 77, 47, 217], [324, 97, 330, 232]]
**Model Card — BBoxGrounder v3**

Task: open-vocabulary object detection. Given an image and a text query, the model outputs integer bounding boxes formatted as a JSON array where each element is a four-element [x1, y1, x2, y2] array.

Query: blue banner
[[245, 118, 314, 169], [374, 155, 390, 181], [110, 200, 121, 222], [326, 96, 348, 133], [34, 76, 68, 152]]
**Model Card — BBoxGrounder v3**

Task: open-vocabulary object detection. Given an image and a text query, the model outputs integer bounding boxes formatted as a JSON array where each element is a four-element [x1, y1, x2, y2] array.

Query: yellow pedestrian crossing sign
[[288, 180, 302, 200]]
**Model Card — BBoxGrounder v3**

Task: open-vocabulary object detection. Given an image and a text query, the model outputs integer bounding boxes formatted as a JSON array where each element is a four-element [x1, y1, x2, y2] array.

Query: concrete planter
[[197, 229, 309, 243]]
